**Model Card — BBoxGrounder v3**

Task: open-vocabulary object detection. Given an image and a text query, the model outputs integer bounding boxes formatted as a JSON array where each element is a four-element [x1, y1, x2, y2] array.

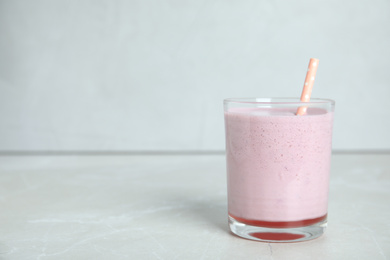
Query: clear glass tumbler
[[224, 98, 335, 242]]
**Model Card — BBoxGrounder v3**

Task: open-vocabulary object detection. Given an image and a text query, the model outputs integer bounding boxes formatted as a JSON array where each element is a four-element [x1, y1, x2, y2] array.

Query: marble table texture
[[0, 153, 389, 259]]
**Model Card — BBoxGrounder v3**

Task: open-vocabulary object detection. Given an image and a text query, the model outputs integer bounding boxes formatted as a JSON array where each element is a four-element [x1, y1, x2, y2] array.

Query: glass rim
[[224, 97, 335, 105]]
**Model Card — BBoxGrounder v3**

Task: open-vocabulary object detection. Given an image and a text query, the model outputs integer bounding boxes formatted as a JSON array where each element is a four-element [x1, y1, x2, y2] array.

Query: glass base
[[228, 215, 327, 243]]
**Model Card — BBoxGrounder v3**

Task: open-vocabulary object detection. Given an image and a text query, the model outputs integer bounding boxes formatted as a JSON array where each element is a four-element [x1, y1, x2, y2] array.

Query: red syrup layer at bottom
[[250, 232, 305, 241], [230, 213, 327, 228]]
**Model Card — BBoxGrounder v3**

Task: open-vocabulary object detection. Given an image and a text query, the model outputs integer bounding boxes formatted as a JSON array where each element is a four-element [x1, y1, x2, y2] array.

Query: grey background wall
[[0, 0, 389, 152]]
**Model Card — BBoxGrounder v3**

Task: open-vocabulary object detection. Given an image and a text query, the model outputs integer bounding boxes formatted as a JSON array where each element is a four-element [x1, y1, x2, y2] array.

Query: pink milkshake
[[224, 98, 335, 242]]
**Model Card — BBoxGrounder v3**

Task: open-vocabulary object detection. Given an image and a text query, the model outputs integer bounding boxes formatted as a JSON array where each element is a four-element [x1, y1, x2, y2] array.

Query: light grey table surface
[[0, 153, 389, 259]]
